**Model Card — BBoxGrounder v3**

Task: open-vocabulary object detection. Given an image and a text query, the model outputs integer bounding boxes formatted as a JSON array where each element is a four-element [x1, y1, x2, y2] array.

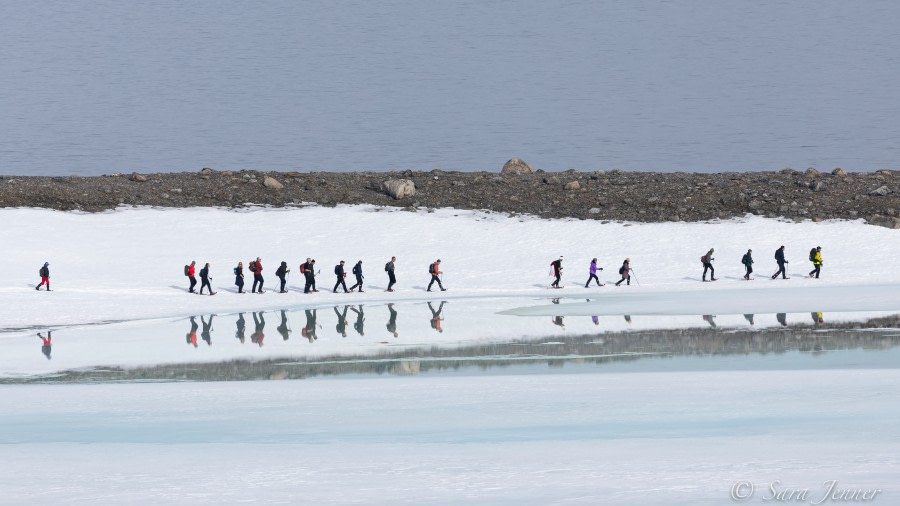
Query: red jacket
[[188, 264, 196, 277]]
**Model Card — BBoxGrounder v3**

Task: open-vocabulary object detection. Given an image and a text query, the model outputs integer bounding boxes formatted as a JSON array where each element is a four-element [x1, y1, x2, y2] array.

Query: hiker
[[200, 315, 214, 345], [350, 305, 365, 336], [615, 258, 632, 286], [300, 258, 312, 292], [251, 312, 265, 346], [250, 257, 264, 293], [37, 331, 52, 360], [275, 261, 290, 293], [386, 303, 398, 337], [199, 263, 215, 295], [427, 259, 445, 292], [349, 260, 364, 292], [385, 256, 397, 292], [741, 249, 754, 280], [303, 259, 318, 293], [585, 258, 604, 287], [36, 262, 51, 291], [701, 248, 716, 282], [334, 305, 349, 337], [428, 301, 445, 333], [771, 246, 789, 279], [550, 256, 563, 288], [809, 246, 823, 278], [333, 261, 349, 293], [186, 261, 197, 293], [277, 310, 290, 340], [234, 262, 245, 293], [235, 313, 246, 343]]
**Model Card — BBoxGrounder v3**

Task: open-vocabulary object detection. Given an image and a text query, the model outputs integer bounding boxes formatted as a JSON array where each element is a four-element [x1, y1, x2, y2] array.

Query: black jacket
[[352, 262, 363, 277], [335, 264, 345, 277], [39, 266, 50, 277], [200, 266, 209, 279], [742, 254, 753, 266], [775, 249, 786, 263]]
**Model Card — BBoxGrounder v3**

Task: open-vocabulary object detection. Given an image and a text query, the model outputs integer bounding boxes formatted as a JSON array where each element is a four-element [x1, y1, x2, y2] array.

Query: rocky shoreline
[[1, 161, 898, 228]]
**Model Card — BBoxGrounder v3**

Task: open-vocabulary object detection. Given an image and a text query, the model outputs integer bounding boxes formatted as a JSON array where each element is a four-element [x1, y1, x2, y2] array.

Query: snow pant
[[809, 263, 821, 278], [551, 272, 561, 287], [702, 262, 714, 281], [37, 277, 50, 290], [334, 276, 348, 293], [615, 275, 630, 286], [304, 272, 314, 293], [387, 271, 396, 291], [200, 277, 212, 294], [585, 274, 600, 287], [252, 273, 264, 292], [278, 275, 287, 292], [188, 276, 197, 292], [744, 264, 753, 279], [350, 274, 363, 291], [235, 276, 244, 293], [427, 274, 444, 291], [772, 262, 787, 279]]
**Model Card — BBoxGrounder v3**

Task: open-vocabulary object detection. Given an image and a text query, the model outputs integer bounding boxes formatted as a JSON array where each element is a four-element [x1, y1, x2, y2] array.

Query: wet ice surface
[[1, 298, 899, 382], [2, 298, 898, 505]]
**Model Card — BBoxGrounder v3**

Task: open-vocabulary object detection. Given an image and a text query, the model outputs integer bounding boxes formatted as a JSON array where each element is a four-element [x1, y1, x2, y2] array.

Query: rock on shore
[[0, 167, 897, 228]]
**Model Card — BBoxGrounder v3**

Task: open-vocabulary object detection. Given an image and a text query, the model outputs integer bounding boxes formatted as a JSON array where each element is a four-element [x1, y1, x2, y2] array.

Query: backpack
[[353, 264, 361, 275], [276, 265, 285, 276], [428, 263, 435, 274], [618, 266, 624, 275], [700, 255, 707, 264], [184, 265, 190, 276], [809, 248, 817, 261], [334, 265, 341, 275], [385, 262, 390, 272], [299, 263, 307, 273], [233, 267, 238, 275], [249, 261, 258, 273]]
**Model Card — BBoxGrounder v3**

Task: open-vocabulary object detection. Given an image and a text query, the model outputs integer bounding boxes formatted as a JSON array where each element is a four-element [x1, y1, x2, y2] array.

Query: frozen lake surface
[[2, 1, 900, 175]]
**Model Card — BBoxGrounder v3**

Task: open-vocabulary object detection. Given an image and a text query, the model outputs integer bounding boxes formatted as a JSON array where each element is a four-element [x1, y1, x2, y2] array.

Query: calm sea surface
[[1, 1, 899, 176]]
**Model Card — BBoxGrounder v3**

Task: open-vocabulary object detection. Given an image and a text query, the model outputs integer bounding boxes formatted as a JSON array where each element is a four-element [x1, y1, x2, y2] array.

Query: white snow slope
[[4, 205, 899, 330]]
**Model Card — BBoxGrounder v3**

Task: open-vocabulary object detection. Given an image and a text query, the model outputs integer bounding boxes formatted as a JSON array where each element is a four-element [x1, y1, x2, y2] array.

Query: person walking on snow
[[234, 262, 245, 293], [250, 257, 265, 293], [585, 258, 604, 287], [550, 256, 563, 288], [276, 261, 290, 293], [385, 256, 397, 292], [772, 246, 789, 279], [741, 249, 754, 280], [615, 258, 632, 286], [349, 260, 364, 292], [701, 248, 717, 282], [427, 259, 446, 291], [808, 246, 823, 278], [36, 262, 51, 291], [305, 259, 318, 293], [334, 261, 349, 293], [186, 261, 197, 293], [199, 263, 215, 295]]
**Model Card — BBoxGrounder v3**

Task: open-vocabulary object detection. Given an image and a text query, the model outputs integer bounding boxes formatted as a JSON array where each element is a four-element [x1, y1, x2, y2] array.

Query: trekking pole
[[631, 269, 641, 286]]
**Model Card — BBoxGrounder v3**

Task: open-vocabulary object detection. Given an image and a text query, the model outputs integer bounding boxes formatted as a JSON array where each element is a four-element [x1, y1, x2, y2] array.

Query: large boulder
[[382, 179, 416, 200], [869, 185, 890, 196], [832, 168, 847, 176], [564, 181, 581, 191], [130, 172, 148, 183], [263, 176, 284, 190], [501, 158, 533, 175]]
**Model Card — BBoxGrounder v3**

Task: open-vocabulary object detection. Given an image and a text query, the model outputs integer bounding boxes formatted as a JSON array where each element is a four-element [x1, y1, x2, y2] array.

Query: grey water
[[2, 1, 899, 176]]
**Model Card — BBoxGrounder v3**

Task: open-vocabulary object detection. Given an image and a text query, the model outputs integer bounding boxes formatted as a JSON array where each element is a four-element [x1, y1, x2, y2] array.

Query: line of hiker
[[182, 256, 447, 295]]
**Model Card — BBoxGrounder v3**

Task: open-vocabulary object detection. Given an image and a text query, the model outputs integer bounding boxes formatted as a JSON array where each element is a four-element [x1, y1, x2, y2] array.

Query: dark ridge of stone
[[0, 170, 898, 227]]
